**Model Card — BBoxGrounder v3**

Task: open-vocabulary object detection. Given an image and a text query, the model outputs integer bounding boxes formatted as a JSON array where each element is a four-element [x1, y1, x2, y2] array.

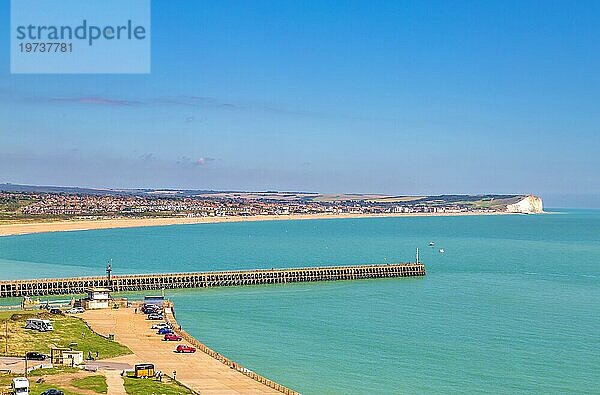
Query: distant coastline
[[0, 211, 511, 237]]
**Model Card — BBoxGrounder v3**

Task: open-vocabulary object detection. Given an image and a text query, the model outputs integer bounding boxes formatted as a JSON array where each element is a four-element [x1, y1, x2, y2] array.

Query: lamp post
[[106, 259, 113, 288]]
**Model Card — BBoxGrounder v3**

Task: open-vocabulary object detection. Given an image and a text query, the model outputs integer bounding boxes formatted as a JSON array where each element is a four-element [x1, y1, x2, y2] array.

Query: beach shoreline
[[0, 211, 510, 237]]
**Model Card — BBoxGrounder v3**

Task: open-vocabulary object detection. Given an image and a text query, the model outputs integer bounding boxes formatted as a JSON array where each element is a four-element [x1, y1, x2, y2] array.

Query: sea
[[0, 210, 598, 394]]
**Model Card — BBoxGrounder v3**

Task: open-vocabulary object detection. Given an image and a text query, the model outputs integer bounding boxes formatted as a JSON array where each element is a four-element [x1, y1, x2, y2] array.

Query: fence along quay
[[160, 301, 301, 395], [0, 262, 426, 298]]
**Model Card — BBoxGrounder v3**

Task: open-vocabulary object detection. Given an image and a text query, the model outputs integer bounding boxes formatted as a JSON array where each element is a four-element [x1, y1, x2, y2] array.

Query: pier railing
[[0, 263, 426, 298], [164, 303, 301, 395]]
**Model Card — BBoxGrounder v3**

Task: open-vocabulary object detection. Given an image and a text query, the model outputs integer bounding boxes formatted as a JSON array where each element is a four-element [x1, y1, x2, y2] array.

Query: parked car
[[142, 305, 162, 314], [66, 307, 85, 314], [175, 345, 196, 353], [147, 313, 164, 320], [25, 351, 47, 361], [164, 334, 182, 341], [11, 377, 29, 395], [49, 308, 62, 314], [157, 327, 174, 335], [152, 322, 171, 330], [41, 389, 64, 395]]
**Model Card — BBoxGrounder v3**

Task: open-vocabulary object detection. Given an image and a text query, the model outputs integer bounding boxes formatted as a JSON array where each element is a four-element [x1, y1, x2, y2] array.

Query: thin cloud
[[195, 157, 215, 166], [139, 153, 157, 162], [151, 95, 315, 116], [2, 89, 319, 116], [151, 95, 247, 110], [176, 156, 216, 168], [0, 89, 393, 122], [45, 96, 142, 106]]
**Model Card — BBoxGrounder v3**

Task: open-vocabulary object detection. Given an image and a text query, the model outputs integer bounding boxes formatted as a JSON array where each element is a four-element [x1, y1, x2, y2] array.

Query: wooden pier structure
[[0, 263, 425, 298]]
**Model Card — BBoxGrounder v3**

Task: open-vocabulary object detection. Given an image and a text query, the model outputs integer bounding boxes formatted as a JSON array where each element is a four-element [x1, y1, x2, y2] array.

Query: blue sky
[[1, 1, 599, 206]]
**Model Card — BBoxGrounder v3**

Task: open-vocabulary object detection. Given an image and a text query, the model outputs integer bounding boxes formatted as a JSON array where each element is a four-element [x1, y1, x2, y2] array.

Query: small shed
[[62, 350, 84, 366], [82, 287, 111, 310], [51, 347, 83, 365]]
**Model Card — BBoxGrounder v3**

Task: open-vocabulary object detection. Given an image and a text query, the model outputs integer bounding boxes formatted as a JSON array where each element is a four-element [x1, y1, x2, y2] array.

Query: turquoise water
[[1, 211, 599, 393]]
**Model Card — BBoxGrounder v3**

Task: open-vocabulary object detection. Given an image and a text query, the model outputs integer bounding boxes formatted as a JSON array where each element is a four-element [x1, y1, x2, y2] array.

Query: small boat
[[428, 241, 435, 247], [439, 248, 445, 253]]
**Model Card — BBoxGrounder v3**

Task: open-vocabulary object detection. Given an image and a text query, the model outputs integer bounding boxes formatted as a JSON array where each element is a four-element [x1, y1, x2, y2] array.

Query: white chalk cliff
[[506, 195, 543, 214]]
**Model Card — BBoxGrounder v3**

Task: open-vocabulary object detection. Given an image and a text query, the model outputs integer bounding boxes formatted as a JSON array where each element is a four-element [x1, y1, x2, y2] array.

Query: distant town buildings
[[0, 190, 497, 220]]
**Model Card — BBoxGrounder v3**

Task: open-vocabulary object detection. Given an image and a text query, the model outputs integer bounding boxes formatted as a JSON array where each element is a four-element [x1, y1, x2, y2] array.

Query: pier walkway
[[0, 263, 426, 298]]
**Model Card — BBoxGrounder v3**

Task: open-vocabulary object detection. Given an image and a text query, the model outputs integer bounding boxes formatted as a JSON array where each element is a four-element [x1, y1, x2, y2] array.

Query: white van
[[24, 318, 53, 332], [12, 377, 29, 394]]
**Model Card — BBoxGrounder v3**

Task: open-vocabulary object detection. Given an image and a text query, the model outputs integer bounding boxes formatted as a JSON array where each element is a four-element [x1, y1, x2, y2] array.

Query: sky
[[1, 0, 599, 207]]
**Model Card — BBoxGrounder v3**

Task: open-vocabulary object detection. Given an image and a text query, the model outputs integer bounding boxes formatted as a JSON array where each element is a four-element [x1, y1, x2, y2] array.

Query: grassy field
[[28, 367, 81, 376], [0, 368, 87, 395], [1, 379, 83, 395], [123, 377, 195, 395], [30, 381, 84, 395], [366, 196, 426, 203], [71, 375, 107, 393], [0, 310, 131, 359], [0, 196, 37, 212]]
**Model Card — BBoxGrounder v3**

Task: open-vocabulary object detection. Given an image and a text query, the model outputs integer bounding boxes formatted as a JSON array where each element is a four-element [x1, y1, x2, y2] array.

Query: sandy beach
[[0, 212, 508, 237]]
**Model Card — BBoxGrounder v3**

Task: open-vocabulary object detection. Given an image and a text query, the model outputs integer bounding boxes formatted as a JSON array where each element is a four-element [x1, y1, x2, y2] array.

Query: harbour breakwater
[[0, 263, 426, 298]]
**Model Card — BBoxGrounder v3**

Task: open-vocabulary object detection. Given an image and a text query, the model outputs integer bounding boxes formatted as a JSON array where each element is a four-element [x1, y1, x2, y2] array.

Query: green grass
[[0, 374, 14, 389], [0, 310, 131, 359], [71, 375, 107, 393], [31, 381, 86, 395], [458, 196, 519, 210], [123, 377, 195, 395], [28, 366, 81, 377], [0, 367, 78, 383], [0, 369, 86, 395], [0, 196, 37, 213]]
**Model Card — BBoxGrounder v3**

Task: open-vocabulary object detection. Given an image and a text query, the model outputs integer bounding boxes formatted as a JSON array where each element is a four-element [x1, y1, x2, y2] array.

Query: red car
[[176, 345, 196, 353], [164, 334, 182, 341]]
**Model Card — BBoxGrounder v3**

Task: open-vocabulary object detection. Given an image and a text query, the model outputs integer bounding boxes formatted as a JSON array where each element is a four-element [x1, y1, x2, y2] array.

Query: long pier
[[0, 263, 425, 298]]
